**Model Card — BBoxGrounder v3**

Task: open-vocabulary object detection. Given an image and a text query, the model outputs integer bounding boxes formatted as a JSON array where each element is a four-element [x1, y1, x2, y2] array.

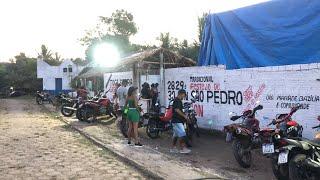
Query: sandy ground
[[0, 98, 145, 179], [46, 100, 277, 180]]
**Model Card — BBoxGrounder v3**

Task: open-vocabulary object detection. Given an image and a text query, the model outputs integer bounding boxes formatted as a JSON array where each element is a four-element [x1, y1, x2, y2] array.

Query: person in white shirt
[[116, 80, 128, 109]]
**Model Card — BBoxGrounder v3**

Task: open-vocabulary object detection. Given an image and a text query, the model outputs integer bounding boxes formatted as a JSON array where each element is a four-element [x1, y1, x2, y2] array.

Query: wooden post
[[159, 50, 165, 106]]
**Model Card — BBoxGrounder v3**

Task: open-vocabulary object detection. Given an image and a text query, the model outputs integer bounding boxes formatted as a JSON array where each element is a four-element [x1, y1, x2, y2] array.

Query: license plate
[[262, 143, 275, 154], [278, 151, 289, 164]]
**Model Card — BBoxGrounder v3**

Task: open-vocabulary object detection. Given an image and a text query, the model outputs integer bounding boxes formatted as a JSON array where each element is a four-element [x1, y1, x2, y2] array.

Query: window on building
[[63, 68, 67, 72], [68, 67, 72, 72]]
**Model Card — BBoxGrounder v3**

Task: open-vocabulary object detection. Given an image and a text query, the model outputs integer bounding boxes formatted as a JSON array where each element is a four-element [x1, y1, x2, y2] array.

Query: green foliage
[[1, 53, 42, 93], [99, 9, 138, 37], [157, 13, 208, 62], [80, 9, 141, 61], [157, 32, 179, 50], [197, 12, 209, 44], [38, 45, 61, 65]]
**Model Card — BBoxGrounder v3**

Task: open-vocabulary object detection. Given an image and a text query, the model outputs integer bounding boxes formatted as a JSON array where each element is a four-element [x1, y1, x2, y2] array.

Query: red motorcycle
[[224, 104, 265, 168], [145, 101, 174, 139], [76, 91, 116, 122]]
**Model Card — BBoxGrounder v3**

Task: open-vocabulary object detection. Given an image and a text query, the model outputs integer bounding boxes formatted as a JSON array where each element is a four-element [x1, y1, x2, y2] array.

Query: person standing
[[116, 80, 128, 110], [125, 86, 143, 147], [171, 89, 191, 154], [77, 86, 88, 100]]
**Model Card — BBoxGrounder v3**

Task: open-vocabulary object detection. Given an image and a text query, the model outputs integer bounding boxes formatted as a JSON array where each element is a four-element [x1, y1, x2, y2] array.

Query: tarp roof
[[198, 0, 320, 69]]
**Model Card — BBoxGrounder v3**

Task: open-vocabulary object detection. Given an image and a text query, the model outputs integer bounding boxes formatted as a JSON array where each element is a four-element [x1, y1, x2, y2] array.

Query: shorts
[[172, 123, 186, 138], [127, 108, 140, 123]]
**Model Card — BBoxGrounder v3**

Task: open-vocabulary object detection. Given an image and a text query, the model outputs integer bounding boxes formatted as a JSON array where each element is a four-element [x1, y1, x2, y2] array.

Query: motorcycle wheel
[[193, 117, 200, 138], [119, 115, 128, 138], [76, 107, 85, 121], [36, 97, 43, 105], [61, 104, 74, 117], [289, 154, 310, 180], [83, 107, 94, 123], [271, 158, 289, 180], [146, 119, 160, 139], [232, 139, 252, 168]]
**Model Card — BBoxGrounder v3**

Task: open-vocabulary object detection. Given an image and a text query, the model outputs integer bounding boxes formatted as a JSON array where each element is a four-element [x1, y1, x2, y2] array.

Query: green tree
[[4, 53, 42, 93], [157, 32, 179, 50], [38, 45, 61, 65], [99, 9, 137, 37], [197, 12, 208, 44], [38, 45, 52, 61], [80, 9, 139, 61]]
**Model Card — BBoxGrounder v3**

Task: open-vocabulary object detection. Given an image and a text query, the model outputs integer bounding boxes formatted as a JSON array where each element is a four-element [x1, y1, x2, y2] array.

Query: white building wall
[[165, 64, 320, 139], [37, 59, 86, 91]]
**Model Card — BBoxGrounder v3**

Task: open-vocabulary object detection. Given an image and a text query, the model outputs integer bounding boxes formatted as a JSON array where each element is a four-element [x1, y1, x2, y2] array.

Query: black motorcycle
[[36, 91, 53, 105], [183, 99, 200, 142], [119, 104, 146, 138], [278, 121, 320, 180], [60, 98, 80, 117]]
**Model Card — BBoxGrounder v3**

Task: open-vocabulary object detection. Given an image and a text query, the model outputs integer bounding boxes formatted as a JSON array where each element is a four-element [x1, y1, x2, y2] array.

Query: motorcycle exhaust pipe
[[64, 107, 77, 111]]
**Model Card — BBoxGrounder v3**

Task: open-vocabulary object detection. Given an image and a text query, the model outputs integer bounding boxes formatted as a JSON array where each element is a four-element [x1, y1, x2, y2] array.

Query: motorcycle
[[224, 104, 264, 168], [276, 119, 320, 180], [183, 98, 200, 142], [76, 91, 117, 123], [145, 101, 173, 139], [267, 106, 303, 180], [36, 91, 53, 105], [60, 97, 80, 117]]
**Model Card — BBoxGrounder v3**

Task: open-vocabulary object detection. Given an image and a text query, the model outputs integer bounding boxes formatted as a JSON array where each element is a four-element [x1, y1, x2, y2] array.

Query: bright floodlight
[[93, 43, 120, 67]]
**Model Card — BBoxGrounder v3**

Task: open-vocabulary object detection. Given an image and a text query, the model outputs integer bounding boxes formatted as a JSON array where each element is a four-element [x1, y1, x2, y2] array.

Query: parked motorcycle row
[[36, 90, 117, 123], [224, 103, 320, 180], [36, 89, 200, 146], [36, 89, 320, 179]]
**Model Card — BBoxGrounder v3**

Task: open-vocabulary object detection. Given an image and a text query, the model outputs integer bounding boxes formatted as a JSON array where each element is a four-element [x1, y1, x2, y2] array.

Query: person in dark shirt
[[170, 89, 191, 154]]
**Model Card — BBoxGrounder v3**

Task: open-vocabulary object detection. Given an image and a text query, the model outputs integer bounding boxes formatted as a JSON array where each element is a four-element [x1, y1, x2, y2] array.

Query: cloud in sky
[[0, 0, 268, 61]]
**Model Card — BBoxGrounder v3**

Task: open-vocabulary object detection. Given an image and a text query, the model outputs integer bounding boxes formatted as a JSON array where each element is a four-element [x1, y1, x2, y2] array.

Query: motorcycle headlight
[[274, 134, 281, 140]]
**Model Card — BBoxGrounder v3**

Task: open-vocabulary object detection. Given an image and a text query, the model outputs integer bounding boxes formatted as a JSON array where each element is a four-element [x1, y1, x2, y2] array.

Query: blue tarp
[[198, 0, 320, 69]]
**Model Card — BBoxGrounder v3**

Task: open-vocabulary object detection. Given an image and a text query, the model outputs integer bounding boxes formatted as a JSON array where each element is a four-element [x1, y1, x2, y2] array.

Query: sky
[[0, 0, 269, 62]]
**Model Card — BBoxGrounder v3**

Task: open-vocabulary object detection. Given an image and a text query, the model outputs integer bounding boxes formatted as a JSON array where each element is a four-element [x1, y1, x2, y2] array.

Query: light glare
[[93, 43, 120, 67]]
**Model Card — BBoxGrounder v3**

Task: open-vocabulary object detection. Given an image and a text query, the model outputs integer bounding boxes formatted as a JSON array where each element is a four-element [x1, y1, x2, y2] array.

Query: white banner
[[104, 71, 133, 100], [165, 66, 320, 139]]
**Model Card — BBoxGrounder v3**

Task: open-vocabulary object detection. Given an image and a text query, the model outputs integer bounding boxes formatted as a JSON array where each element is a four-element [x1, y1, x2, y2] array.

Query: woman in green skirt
[[125, 86, 143, 147]]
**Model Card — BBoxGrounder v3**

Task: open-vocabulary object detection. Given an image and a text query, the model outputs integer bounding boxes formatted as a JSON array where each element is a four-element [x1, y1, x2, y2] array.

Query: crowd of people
[[114, 81, 191, 153], [76, 81, 191, 153]]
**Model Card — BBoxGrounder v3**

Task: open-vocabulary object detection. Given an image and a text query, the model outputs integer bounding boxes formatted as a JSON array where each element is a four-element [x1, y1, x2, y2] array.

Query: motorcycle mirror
[[230, 115, 241, 121], [255, 105, 263, 111]]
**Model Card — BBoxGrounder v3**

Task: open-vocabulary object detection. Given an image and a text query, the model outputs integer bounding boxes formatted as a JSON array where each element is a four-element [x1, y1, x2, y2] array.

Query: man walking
[[171, 89, 191, 154], [116, 80, 128, 110]]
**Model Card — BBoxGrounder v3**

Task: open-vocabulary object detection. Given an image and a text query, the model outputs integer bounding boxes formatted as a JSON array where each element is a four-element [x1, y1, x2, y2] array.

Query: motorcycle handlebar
[[230, 115, 242, 121], [312, 125, 320, 129]]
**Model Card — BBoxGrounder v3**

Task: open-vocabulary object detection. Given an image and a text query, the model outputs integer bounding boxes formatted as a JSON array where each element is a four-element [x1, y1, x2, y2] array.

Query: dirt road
[[0, 98, 145, 180]]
